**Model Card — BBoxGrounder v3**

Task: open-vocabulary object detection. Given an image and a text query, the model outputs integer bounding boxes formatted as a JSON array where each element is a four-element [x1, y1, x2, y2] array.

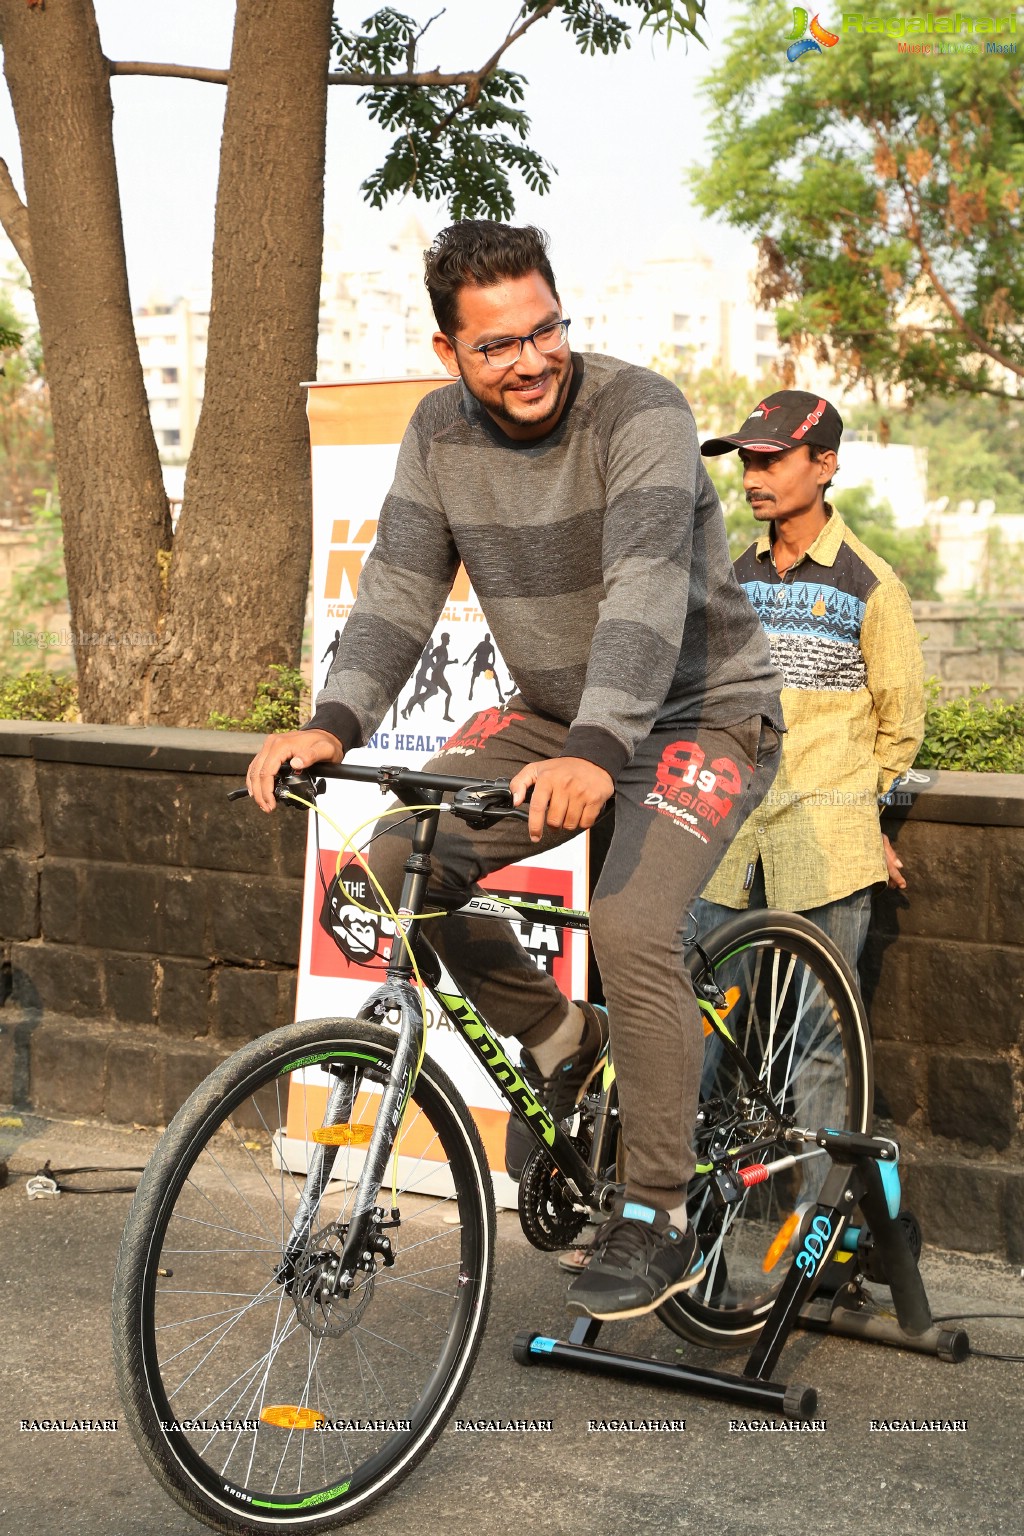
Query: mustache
[[746, 490, 776, 505]]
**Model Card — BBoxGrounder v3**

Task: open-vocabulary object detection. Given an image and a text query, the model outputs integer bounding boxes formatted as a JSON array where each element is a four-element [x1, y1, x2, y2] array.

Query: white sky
[[0, 0, 752, 305]]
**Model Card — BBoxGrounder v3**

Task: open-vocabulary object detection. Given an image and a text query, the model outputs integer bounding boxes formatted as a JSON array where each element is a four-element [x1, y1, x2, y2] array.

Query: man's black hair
[[424, 221, 558, 336]]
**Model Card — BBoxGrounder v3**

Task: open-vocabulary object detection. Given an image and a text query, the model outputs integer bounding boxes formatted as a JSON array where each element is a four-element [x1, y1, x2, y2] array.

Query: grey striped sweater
[[307, 353, 783, 778]]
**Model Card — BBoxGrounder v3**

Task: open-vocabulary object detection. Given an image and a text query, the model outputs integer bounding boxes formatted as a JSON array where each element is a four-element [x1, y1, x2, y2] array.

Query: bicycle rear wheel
[[660, 909, 872, 1349], [112, 1017, 495, 1533]]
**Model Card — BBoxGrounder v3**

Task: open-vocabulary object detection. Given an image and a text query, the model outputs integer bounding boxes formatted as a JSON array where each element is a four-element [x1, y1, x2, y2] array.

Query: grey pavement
[[1, 1112, 1022, 1536]]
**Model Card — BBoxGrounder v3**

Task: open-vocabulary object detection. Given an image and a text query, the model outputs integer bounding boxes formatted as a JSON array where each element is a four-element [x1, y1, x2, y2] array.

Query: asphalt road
[[1, 1113, 1022, 1536]]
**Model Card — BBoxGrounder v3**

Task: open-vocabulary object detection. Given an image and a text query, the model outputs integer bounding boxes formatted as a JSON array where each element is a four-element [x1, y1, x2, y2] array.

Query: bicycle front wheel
[[112, 1017, 495, 1533], [660, 910, 872, 1349]]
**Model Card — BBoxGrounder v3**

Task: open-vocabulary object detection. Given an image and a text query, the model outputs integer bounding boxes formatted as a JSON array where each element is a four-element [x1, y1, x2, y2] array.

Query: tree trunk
[[0, 0, 170, 722], [149, 0, 332, 725]]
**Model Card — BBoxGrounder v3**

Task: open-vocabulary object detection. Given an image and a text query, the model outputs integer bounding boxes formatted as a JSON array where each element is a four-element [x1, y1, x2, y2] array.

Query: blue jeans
[[692, 862, 872, 1203], [690, 860, 873, 979]]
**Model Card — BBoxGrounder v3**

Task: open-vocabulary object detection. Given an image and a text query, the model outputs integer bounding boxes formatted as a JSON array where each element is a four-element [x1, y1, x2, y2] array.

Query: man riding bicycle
[[247, 220, 783, 1320]]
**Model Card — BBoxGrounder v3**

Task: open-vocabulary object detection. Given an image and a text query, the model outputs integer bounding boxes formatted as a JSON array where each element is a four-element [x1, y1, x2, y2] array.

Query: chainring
[[518, 1147, 588, 1252]]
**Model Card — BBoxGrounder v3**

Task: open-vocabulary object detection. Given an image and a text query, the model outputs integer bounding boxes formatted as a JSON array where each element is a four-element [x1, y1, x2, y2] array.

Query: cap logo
[[791, 399, 827, 441], [748, 401, 781, 422]]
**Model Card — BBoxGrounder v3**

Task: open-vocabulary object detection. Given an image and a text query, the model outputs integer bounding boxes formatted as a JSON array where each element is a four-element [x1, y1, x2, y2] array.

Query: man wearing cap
[[694, 390, 924, 977]]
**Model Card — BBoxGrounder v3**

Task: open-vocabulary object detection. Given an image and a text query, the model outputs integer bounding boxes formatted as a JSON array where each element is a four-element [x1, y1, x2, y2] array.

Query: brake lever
[[226, 771, 323, 805]]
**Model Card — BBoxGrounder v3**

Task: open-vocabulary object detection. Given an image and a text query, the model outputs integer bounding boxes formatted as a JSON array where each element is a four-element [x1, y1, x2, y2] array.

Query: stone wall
[[868, 769, 1024, 1262], [1, 725, 1022, 1261], [913, 599, 1024, 702], [0, 723, 305, 1126]]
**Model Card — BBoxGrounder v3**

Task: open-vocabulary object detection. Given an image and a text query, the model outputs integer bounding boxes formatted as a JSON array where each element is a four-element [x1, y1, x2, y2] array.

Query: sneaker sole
[[566, 1257, 707, 1321]]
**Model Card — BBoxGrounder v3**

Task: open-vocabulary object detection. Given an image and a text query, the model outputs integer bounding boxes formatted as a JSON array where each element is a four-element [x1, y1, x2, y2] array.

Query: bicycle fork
[[281, 980, 424, 1291]]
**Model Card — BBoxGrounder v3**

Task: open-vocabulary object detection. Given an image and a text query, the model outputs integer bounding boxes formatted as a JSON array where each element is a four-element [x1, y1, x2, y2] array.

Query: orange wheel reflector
[[260, 1406, 325, 1430], [762, 1210, 802, 1274], [702, 987, 741, 1036], [312, 1123, 373, 1146]]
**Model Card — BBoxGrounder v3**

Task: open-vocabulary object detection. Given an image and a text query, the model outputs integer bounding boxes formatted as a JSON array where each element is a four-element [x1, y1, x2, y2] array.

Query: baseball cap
[[700, 390, 843, 457]]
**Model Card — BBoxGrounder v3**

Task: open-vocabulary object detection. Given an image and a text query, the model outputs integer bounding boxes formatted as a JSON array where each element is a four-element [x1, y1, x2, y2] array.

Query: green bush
[[916, 682, 1024, 774], [0, 668, 78, 721], [209, 665, 309, 734]]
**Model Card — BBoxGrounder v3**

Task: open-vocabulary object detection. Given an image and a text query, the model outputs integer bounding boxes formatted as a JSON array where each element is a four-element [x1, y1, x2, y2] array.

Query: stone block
[[75, 864, 207, 957], [999, 651, 1024, 686], [116, 768, 190, 866], [1005, 1172, 1024, 1264], [0, 759, 43, 853], [900, 1154, 1008, 1255], [927, 1054, 1017, 1151], [160, 1039, 229, 1122], [207, 873, 302, 966], [911, 941, 1023, 1050], [156, 957, 212, 1038], [105, 1036, 164, 1126], [279, 968, 297, 1022], [941, 649, 1000, 683], [11, 941, 103, 1020], [277, 816, 307, 881], [0, 849, 39, 941], [103, 952, 158, 1027], [37, 762, 128, 861], [39, 859, 80, 944], [860, 933, 913, 1040], [913, 619, 958, 648], [0, 1022, 15, 1105], [988, 836, 1024, 945], [156, 868, 209, 958], [28, 1018, 110, 1120], [211, 965, 288, 1045], [185, 776, 287, 875], [872, 1042, 924, 1127], [878, 822, 989, 942]]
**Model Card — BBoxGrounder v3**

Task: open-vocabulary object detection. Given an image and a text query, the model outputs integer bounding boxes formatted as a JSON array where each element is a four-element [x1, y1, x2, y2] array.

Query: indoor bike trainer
[[514, 1128, 970, 1418]]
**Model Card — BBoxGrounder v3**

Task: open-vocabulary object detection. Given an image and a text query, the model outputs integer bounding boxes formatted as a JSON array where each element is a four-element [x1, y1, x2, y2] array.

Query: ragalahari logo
[[786, 7, 840, 60]]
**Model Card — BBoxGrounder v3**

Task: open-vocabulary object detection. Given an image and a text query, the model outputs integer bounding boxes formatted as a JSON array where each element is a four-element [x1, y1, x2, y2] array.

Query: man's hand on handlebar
[[246, 729, 343, 813], [510, 756, 613, 844]]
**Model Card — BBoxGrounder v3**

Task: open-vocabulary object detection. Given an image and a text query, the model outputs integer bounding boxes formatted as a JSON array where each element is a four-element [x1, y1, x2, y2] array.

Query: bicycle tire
[[659, 909, 873, 1349], [112, 1017, 495, 1534]]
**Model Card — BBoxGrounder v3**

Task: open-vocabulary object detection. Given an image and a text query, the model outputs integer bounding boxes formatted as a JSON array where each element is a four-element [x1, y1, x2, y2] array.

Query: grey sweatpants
[[368, 701, 781, 1208]]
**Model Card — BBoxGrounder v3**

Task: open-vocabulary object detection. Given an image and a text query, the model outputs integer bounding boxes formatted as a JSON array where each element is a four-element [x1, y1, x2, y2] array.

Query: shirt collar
[[755, 504, 845, 570]]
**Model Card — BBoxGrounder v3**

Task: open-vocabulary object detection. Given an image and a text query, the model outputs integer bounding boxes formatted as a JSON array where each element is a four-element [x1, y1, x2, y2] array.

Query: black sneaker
[[503, 1002, 608, 1180], [564, 1201, 705, 1320]]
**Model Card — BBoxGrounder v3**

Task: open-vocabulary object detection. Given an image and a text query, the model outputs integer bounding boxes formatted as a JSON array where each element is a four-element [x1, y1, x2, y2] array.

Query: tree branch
[[107, 3, 563, 92], [896, 175, 1024, 382], [108, 60, 230, 84], [0, 158, 33, 276]]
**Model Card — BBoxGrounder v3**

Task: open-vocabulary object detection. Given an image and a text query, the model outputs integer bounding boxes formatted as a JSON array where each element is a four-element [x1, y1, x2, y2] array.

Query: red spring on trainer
[[739, 1164, 769, 1187]]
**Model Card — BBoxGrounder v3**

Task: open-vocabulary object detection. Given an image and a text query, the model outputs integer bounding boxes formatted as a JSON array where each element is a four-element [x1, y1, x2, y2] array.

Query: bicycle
[[112, 759, 872, 1533]]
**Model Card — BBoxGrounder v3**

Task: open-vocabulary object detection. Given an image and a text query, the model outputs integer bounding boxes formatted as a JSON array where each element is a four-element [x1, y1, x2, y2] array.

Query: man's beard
[[464, 355, 573, 431]]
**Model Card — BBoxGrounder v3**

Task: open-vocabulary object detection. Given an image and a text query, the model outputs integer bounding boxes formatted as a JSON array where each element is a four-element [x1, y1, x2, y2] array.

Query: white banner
[[296, 380, 590, 1204]]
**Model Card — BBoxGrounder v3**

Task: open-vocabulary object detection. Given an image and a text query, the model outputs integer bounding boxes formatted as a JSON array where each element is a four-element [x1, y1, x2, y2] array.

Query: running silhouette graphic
[[402, 633, 456, 722], [463, 632, 506, 705], [320, 629, 342, 689]]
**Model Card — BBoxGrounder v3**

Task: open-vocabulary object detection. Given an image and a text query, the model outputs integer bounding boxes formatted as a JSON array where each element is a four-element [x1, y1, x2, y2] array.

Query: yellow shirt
[[703, 509, 924, 910]]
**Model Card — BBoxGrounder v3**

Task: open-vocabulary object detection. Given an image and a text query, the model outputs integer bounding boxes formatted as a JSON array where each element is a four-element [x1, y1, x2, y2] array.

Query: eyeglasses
[[447, 318, 571, 369]]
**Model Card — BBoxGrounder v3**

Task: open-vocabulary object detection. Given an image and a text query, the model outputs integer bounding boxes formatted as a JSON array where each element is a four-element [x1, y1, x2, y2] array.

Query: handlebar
[[230, 761, 529, 828]]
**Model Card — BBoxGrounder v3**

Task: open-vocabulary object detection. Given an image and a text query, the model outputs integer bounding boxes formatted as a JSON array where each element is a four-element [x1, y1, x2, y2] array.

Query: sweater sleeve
[[561, 372, 697, 777], [303, 409, 459, 750]]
